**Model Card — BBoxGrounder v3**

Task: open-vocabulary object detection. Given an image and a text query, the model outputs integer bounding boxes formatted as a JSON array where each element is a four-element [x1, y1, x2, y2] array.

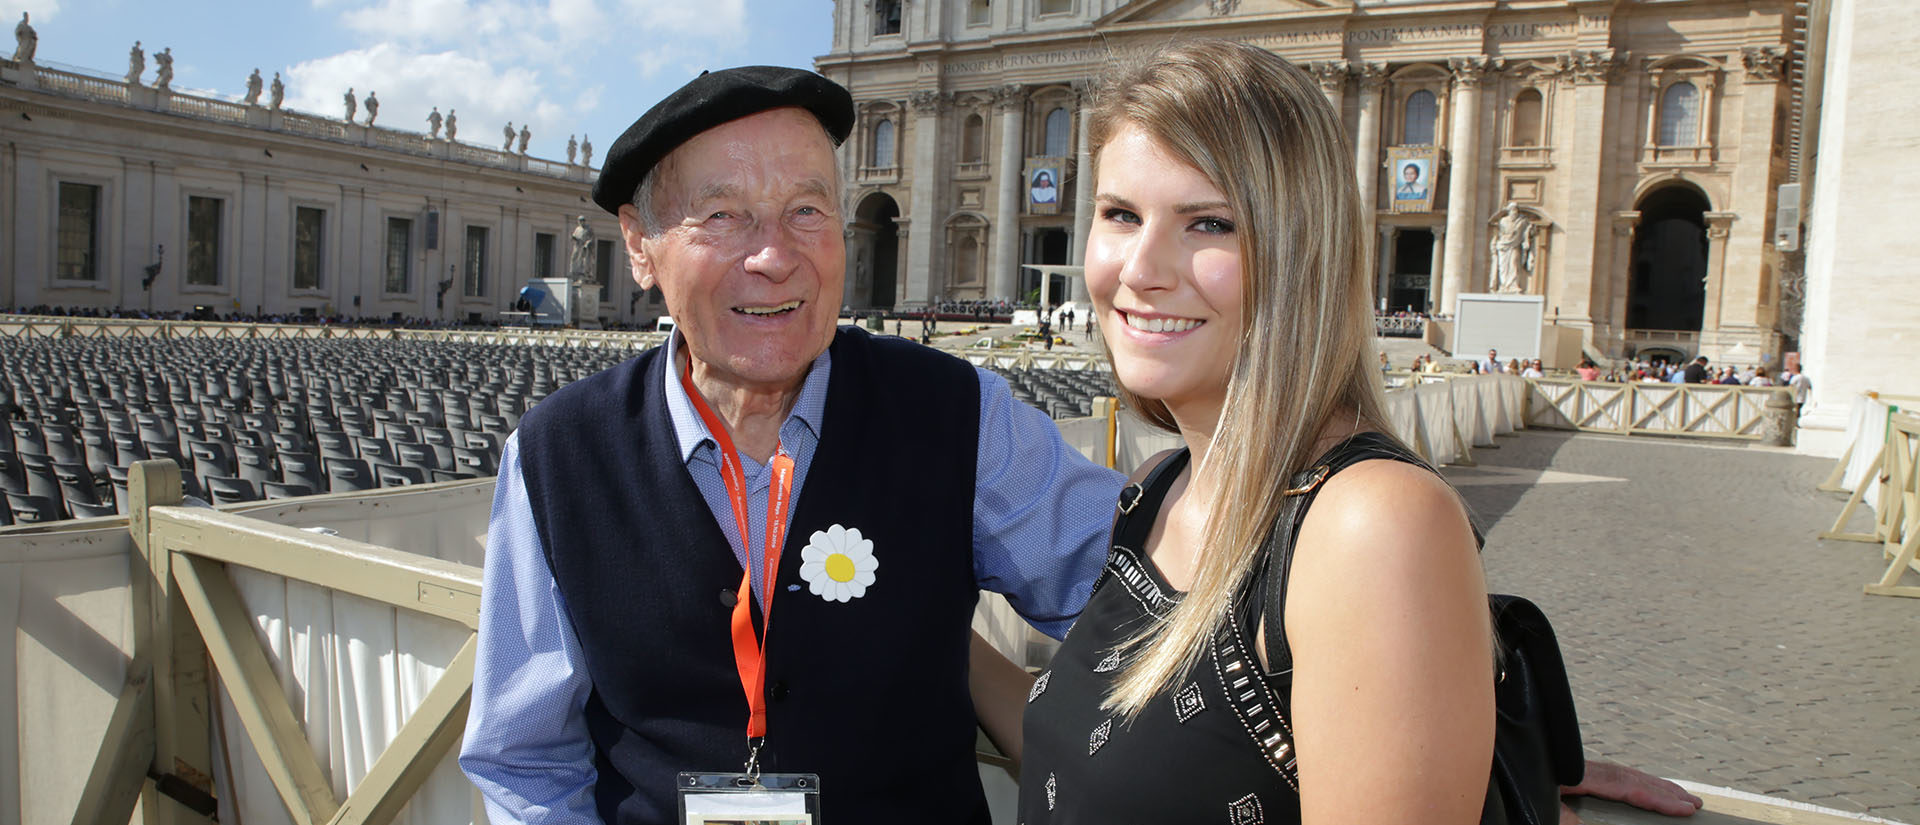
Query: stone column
[[1310, 60, 1349, 115], [1438, 57, 1490, 316], [1069, 87, 1094, 303], [990, 85, 1026, 302], [1354, 63, 1388, 282], [1376, 225, 1399, 311], [1700, 212, 1738, 340], [904, 89, 945, 305], [1428, 226, 1447, 315], [1554, 49, 1622, 337]]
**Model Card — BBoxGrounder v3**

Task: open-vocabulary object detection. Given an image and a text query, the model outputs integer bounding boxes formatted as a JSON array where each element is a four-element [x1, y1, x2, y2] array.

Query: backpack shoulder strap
[[1260, 432, 1470, 675], [1111, 448, 1190, 553]]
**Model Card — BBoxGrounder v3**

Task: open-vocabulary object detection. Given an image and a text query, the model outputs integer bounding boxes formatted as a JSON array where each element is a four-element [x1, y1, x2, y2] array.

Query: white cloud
[[288, 0, 756, 157], [285, 43, 546, 146], [5, 2, 62, 25]]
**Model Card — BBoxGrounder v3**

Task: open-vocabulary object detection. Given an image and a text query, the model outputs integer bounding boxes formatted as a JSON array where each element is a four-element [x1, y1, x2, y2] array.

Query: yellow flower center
[[824, 553, 857, 583]]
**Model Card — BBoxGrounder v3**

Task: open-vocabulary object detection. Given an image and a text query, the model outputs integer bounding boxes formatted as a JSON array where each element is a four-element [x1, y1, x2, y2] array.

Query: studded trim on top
[[1106, 544, 1178, 617], [1210, 612, 1299, 789]]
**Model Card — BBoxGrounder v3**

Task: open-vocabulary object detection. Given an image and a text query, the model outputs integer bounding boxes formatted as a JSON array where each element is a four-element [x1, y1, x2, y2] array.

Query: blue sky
[[6, 0, 835, 162]]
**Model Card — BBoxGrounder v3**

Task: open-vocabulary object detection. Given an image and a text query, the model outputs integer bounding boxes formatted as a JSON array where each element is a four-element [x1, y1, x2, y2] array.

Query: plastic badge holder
[[678, 771, 821, 825]]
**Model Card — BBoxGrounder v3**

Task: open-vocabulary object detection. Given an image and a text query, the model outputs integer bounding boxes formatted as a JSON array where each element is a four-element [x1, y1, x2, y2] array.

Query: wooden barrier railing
[[1521, 378, 1793, 441], [1820, 410, 1920, 598], [78, 461, 482, 825]]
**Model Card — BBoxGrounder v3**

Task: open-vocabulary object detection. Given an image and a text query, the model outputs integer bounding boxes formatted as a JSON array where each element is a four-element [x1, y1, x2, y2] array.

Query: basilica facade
[[0, 56, 649, 327], [816, 0, 1801, 362]]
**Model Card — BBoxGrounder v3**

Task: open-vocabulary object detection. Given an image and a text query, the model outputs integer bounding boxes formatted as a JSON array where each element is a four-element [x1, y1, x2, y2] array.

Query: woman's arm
[[1284, 459, 1494, 825]]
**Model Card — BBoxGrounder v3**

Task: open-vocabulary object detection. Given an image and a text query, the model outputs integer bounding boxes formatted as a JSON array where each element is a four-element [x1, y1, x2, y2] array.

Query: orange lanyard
[[679, 356, 795, 743]]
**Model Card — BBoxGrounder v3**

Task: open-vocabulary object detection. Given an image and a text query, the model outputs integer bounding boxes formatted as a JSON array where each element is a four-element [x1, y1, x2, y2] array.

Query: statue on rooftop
[[580, 133, 593, 168], [270, 72, 284, 110], [428, 106, 443, 139], [445, 108, 457, 141], [127, 42, 145, 86], [13, 12, 37, 64], [502, 121, 515, 151], [364, 90, 379, 126], [243, 68, 263, 105], [518, 124, 531, 154], [567, 134, 577, 165], [153, 47, 173, 91], [344, 87, 356, 122]]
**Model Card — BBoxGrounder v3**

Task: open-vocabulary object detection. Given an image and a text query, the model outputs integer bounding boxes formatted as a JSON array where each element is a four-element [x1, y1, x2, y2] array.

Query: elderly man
[[459, 65, 1116, 824], [461, 66, 1701, 825]]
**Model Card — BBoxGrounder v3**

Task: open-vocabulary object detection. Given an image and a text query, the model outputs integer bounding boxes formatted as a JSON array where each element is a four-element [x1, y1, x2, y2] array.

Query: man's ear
[[617, 205, 655, 290]]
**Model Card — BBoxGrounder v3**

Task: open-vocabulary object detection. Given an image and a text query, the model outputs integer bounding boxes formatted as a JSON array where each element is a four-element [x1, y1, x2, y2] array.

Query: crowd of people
[[1391, 349, 1809, 401]]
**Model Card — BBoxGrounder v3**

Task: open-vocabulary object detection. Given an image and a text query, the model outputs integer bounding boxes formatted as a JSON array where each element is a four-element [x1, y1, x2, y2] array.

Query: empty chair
[[40, 422, 86, 466], [270, 430, 313, 454], [460, 430, 501, 453], [52, 462, 101, 509], [187, 439, 237, 480], [240, 411, 277, 433], [477, 413, 511, 434], [111, 433, 147, 466], [261, 481, 315, 500], [69, 498, 119, 519], [9, 420, 46, 456], [234, 443, 276, 487], [277, 451, 327, 493], [431, 468, 477, 482], [106, 464, 131, 514], [18, 452, 66, 515], [325, 457, 376, 493], [0, 449, 24, 495], [80, 426, 115, 477], [375, 463, 426, 488], [199, 421, 232, 444], [402, 409, 440, 428], [451, 446, 498, 476], [314, 429, 357, 461], [378, 421, 417, 445], [355, 436, 396, 466], [204, 476, 259, 506], [232, 428, 270, 450], [4, 491, 61, 524], [394, 441, 446, 472]]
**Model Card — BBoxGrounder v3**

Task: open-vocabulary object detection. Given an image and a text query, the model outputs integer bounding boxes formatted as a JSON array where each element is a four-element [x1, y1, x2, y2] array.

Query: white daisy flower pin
[[798, 524, 878, 603]]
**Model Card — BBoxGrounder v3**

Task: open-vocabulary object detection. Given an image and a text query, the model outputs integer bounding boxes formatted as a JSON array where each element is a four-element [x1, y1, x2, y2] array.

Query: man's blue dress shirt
[[461, 332, 1126, 824]]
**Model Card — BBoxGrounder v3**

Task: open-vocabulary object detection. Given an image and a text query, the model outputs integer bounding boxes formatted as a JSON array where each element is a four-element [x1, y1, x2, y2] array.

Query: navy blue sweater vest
[[517, 327, 988, 825]]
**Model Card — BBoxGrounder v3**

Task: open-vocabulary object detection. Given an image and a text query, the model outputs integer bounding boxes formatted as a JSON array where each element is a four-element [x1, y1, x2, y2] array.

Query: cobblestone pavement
[[1447, 430, 1920, 823]]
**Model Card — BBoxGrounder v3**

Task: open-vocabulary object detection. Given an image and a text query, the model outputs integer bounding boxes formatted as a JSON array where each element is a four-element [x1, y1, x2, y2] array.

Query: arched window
[[873, 0, 901, 35], [1657, 82, 1700, 146], [871, 118, 895, 167], [1510, 89, 1544, 147], [962, 114, 985, 163], [1401, 90, 1437, 145], [1044, 107, 1071, 156]]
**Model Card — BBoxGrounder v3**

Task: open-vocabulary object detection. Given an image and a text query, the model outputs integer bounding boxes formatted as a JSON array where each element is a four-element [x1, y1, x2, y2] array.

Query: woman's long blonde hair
[[1093, 39, 1395, 715]]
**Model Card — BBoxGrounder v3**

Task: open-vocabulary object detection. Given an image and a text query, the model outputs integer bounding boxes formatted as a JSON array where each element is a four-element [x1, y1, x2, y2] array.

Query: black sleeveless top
[[1018, 449, 1302, 825]]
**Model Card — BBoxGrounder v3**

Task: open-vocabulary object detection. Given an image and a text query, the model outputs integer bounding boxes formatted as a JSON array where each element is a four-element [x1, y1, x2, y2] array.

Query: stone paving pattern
[[1450, 431, 1920, 823]]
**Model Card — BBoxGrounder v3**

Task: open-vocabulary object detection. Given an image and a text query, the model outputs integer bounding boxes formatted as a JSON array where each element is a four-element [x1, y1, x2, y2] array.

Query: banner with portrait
[[1386, 147, 1439, 213], [1025, 157, 1066, 215]]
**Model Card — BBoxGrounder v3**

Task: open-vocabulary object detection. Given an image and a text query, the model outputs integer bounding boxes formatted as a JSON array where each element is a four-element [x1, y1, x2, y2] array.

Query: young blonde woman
[[1000, 41, 1702, 823]]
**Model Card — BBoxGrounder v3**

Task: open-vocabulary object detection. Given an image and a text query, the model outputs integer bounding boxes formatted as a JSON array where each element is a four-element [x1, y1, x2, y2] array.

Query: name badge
[[678, 772, 821, 824]]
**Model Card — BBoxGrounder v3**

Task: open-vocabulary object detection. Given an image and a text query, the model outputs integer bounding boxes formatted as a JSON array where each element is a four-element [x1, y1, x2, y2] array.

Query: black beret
[[591, 66, 855, 215]]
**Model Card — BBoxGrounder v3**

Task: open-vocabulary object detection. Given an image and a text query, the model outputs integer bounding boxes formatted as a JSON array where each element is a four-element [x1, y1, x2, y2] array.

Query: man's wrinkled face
[[620, 108, 845, 391]]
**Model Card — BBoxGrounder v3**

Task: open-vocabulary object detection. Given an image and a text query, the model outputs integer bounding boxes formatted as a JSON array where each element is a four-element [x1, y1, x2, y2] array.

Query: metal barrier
[[1521, 378, 1792, 441]]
